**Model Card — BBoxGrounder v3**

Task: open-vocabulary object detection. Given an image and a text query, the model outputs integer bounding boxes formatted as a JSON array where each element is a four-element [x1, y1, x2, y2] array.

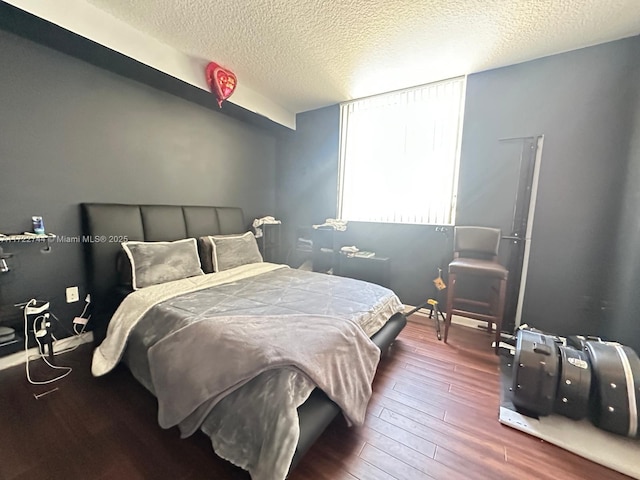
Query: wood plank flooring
[[0, 318, 633, 480]]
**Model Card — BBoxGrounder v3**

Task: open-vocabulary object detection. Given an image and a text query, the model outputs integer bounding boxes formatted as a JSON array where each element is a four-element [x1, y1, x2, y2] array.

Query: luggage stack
[[586, 341, 640, 437], [511, 329, 640, 438]]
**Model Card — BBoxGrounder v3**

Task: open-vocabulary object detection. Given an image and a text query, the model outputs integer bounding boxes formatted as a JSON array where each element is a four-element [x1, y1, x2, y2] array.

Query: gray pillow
[[207, 232, 263, 272], [121, 238, 204, 290]]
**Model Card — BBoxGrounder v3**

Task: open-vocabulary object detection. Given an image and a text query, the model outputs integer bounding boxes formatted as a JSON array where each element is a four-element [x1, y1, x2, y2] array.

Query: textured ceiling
[[83, 0, 640, 114]]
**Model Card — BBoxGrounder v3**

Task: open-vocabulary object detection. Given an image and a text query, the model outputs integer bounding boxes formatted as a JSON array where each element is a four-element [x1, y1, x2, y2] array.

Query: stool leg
[[444, 273, 456, 344], [494, 277, 507, 355]]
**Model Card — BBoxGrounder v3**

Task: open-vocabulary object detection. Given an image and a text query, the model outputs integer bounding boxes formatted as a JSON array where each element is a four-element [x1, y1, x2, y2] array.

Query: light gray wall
[[0, 30, 277, 334]]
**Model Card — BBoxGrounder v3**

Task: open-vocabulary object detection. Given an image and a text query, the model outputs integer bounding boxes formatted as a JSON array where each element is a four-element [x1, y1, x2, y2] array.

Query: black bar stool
[[444, 226, 508, 354]]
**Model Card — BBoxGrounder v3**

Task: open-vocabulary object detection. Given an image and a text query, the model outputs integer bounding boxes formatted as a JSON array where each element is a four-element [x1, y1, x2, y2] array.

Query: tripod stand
[[405, 267, 446, 340]]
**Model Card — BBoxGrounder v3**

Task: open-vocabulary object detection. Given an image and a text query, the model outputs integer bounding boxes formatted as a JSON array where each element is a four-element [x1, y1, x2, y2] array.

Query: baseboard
[[0, 331, 94, 372], [404, 304, 486, 329]]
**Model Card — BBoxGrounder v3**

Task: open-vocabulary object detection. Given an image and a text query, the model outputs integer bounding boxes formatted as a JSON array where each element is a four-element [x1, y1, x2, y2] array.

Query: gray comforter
[[149, 313, 380, 433], [123, 266, 404, 480]]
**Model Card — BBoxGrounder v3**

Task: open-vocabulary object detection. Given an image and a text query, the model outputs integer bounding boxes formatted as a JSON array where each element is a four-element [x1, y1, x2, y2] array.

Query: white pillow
[[121, 238, 204, 290]]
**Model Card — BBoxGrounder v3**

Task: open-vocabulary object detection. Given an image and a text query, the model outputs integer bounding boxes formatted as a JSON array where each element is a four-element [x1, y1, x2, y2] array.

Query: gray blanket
[[124, 266, 404, 480], [148, 314, 380, 436]]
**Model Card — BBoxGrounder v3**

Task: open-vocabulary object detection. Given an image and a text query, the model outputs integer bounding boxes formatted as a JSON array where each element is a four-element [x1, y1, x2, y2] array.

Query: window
[[338, 77, 465, 225]]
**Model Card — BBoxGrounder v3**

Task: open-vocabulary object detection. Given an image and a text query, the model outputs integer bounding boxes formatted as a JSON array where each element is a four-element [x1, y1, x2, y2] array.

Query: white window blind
[[338, 77, 465, 225]]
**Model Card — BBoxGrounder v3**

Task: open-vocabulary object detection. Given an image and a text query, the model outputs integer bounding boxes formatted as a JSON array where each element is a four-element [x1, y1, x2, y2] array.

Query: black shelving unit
[[311, 228, 344, 273], [258, 223, 281, 263]]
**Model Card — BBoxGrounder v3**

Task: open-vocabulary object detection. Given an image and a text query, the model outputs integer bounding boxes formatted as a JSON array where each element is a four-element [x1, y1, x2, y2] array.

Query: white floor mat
[[499, 406, 640, 478], [499, 353, 640, 479]]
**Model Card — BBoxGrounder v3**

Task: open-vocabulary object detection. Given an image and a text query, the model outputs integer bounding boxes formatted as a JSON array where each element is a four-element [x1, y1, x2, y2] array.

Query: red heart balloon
[[205, 62, 237, 108]]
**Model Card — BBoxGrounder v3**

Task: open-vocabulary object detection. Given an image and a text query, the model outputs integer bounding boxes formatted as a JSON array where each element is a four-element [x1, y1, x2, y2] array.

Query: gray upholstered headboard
[[80, 203, 246, 340]]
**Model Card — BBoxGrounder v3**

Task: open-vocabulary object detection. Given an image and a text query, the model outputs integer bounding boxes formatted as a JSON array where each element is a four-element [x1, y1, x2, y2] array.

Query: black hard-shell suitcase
[[553, 345, 591, 420], [586, 341, 640, 437], [512, 330, 561, 416]]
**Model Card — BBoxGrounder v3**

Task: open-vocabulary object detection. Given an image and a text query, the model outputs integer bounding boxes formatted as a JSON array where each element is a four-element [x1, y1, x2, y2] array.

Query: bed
[[80, 202, 407, 479]]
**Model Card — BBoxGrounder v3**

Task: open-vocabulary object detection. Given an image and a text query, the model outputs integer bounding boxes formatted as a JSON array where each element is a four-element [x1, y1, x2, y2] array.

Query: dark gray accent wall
[[276, 105, 340, 259], [460, 36, 640, 345], [276, 35, 640, 353], [0, 30, 277, 336], [607, 55, 640, 351]]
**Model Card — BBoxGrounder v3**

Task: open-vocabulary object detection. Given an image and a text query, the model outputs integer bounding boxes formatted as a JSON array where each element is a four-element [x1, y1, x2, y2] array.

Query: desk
[[336, 253, 390, 288]]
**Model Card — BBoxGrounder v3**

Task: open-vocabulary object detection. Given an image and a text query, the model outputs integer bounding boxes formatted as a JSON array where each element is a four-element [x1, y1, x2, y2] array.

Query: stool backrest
[[453, 226, 501, 261]]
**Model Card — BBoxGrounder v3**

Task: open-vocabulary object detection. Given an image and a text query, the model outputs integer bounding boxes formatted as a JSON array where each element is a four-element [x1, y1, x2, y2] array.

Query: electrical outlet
[[66, 286, 79, 303]]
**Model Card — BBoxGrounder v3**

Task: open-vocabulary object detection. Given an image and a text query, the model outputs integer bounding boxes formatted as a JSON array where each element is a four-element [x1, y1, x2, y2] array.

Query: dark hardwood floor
[[0, 318, 632, 480]]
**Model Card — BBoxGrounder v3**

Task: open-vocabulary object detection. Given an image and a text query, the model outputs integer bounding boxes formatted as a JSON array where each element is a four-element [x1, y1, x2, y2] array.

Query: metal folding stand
[[405, 268, 446, 340], [405, 299, 444, 340]]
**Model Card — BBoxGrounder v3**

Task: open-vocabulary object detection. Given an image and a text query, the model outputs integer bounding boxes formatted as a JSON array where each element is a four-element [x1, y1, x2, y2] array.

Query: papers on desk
[[340, 246, 376, 258]]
